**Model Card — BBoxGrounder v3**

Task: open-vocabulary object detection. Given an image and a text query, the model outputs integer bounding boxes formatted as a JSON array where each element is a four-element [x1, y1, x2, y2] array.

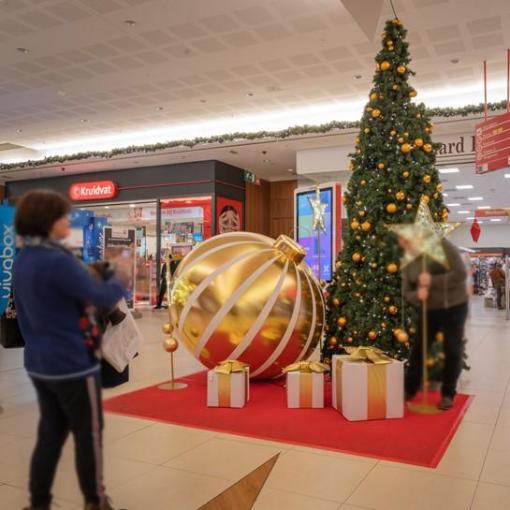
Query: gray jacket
[[402, 239, 468, 310]]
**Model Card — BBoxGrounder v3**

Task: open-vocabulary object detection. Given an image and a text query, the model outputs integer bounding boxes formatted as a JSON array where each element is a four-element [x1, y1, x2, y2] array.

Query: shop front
[[5, 160, 246, 308]]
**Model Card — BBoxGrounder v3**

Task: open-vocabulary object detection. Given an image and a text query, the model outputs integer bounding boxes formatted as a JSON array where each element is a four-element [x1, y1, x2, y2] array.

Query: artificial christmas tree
[[322, 18, 449, 363]]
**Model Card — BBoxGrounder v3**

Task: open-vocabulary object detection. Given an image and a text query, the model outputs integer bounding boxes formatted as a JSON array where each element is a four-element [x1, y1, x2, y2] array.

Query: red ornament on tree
[[470, 218, 481, 243]]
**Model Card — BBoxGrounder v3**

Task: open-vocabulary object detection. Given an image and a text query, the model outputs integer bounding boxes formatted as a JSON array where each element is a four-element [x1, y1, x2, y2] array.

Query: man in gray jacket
[[402, 238, 469, 410]]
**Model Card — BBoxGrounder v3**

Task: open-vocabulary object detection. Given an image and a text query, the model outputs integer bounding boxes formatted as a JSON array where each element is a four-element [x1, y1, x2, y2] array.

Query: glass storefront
[[68, 196, 212, 309]]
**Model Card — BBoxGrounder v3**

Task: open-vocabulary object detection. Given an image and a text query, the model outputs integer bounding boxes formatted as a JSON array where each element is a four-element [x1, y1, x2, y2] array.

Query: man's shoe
[[23, 507, 50, 510], [438, 396, 454, 410], [84, 497, 127, 510], [405, 391, 416, 401]]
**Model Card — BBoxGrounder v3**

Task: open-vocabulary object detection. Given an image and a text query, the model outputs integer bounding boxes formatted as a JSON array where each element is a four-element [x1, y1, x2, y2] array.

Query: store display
[[207, 360, 250, 408], [283, 361, 329, 408], [332, 348, 404, 421], [169, 232, 325, 379]]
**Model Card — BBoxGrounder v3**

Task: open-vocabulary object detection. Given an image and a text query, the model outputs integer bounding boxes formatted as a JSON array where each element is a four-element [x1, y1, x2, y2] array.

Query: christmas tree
[[322, 18, 448, 363]]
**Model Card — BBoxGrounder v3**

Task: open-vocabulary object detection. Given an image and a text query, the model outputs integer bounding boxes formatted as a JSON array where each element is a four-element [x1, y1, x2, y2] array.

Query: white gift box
[[286, 371, 324, 408], [207, 366, 250, 408], [332, 354, 404, 421]]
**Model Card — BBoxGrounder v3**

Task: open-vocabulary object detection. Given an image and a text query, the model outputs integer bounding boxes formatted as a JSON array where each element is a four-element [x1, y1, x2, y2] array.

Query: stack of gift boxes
[[206, 347, 404, 421]]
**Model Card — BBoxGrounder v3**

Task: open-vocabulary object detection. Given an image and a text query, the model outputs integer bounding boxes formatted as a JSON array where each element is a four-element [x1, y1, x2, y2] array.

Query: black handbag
[[0, 293, 24, 349]]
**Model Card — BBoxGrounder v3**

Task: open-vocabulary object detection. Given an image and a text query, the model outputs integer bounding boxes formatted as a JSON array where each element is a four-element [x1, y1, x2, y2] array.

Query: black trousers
[[156, 279, 166, 308], [496, 287, 504, 309], [30, 373, 105, 507], [405, 302, 468, 399]]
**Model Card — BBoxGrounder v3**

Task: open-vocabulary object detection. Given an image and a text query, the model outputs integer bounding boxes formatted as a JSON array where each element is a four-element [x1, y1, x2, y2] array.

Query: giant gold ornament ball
[[168, 232, 325, 379]]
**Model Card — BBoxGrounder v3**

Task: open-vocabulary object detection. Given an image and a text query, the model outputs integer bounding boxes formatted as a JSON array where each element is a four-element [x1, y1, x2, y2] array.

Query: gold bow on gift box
[[283, 361, 330, 374], [344, 346, 392, 365], [214, 359, 249, 375]]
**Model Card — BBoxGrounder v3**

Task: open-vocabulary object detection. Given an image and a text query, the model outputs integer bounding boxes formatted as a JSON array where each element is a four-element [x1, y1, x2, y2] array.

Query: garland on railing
[[1, 100, 507, 171]]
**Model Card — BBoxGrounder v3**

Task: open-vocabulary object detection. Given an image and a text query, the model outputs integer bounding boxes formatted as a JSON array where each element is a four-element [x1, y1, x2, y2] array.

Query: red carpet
[[104, 371, 472, 468]]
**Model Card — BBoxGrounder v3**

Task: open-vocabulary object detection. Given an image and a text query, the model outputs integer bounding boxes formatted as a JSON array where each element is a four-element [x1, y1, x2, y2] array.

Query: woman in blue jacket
[[13, 190, 126, 510]]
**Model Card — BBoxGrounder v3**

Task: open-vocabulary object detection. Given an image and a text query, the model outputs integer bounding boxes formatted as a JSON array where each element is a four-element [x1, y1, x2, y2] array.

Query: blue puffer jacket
[[13, 244, 125, 381]]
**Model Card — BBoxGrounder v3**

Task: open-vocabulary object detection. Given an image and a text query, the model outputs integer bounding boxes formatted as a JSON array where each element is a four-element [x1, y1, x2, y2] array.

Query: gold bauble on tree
[[388, 305, 398, 315], [435, 331, 445, 342], [421, 194, 430, 204], [384, 295, 391, 303], [361, 221, 372, 231], [358, 210, 366, 217], [332, 298, 341, 307], [337, 317, 347, 327], [401, 143, 412, 154], [386, 203, 397, 214], [387, 262, 399, 274], [423, 143, 433, 153], [396, 191, 406, 201], [380, 61, 391, 71], [368, 330, 378, 341], [347, 336, 354, 343], [364, 127, 370, 134], [403, 170, 410, 178], [168, 232, 325, 379], [351, 219, 360, 230], [409, 89, 417, 97], [378, 162, 386, 169], [397, 65, 406, 74], [414, 138, 424, 147], [352, 252, 362, 263], [372, 109, 381, 118], [423, 174, 431, 184], [390, 129, 397, 136], [329, 336, 338, 347], [393, 329, 409, 344], [406, 203, 413, 210], [370, 92, 379, 101]]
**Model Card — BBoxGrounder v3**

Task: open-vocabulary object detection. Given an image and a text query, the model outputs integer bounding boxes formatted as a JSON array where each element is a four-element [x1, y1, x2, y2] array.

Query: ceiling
[[1, 0, 510, 161]]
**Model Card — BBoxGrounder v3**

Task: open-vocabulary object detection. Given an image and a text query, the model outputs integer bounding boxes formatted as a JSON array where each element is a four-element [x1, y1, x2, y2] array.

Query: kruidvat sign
[[0, 205, 16, 315], [69, 180, 118, 201]]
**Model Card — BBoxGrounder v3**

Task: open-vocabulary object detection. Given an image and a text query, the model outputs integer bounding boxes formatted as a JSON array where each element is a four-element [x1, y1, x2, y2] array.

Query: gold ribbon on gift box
[[336, 347, 393, 419], [283, 361, 329, 408], [214, 360, 249, 407]]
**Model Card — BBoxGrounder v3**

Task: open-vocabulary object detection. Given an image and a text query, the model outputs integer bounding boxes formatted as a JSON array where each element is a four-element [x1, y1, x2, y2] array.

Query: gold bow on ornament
[[344, 346, 392, 365], [283, 361, 330, 374], [170, 277, 195, 307], [214, 360, 249, 375]]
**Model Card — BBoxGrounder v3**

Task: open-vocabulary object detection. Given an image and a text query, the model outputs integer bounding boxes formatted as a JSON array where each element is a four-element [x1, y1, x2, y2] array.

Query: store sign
[[475, 208, 510, 218], [69, 180, 118, 201], [0, 205, 16, 315], [475, 111, 510, 174]]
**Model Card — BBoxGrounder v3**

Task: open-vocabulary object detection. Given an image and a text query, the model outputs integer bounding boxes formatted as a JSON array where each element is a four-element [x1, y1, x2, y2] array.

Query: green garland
[[1, 100, 506, 171]]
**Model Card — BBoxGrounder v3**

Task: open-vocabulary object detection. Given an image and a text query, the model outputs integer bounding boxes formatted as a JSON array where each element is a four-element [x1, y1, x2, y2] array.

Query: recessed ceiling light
[[443, 193, 449, 197], [263, 159, 271, 163], [104, 206, 110, 209], [16, 129, 22, 133], [129, 204, 136, 208], [450, 58, 460, 64], [446, 203, 460, 207], [199, 99, 207, 103], [477, 205, 491, 210], [246, 92, 254, 97], [468, 196, 484, 201], [458, 211, 470, 214], [16, 47, 29, 54], [80, 118, 88, 123], [490, 218, 502, 222], [124, 19, 136, 26], [156, 106, 164, 111], [439, 167, 459, 174], [466, 217, 475, 220], [455, 185, 473, 190], [353, 74, 363, 80], [505, 173, 510, 178], [287, 168, 294, 173]]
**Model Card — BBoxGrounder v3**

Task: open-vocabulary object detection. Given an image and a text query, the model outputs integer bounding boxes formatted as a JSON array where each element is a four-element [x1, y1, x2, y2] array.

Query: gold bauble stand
[[158, 324, 188, 391]]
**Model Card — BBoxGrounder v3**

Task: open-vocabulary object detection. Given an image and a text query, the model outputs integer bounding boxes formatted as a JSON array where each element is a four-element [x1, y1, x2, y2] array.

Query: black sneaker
[[405, 391, 416, 401], [438, 396, 454, 410]]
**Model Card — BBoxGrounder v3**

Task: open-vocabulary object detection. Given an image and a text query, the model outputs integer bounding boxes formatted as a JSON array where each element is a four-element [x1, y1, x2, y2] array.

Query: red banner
[[475, 111, 510, 173], [69, 180, 118, 201], [475, 208, 510, 218], [216, 197, 244, 235]]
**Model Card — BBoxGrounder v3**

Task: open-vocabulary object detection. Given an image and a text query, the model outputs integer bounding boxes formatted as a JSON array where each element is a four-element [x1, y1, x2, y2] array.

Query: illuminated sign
[[69, 181, 118, 201]]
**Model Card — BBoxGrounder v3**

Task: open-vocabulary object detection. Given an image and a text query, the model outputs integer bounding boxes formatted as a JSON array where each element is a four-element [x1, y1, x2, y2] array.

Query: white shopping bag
[[101, 299, 143, 372]]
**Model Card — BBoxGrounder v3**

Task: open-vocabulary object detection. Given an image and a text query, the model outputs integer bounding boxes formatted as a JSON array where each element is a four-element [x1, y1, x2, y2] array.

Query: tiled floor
[[0, 298, 509, 510]]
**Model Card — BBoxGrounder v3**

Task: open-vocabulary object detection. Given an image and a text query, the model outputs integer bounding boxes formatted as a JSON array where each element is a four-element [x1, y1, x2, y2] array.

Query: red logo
[[69, 181, 118, 201]]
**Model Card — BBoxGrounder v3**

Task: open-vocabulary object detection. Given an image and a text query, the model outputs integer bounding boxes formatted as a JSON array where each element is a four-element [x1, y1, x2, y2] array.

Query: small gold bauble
[[380, 61, 391, 71], [372, 108, 381, 118], [392, 84, 399, 90], [390, 129, 397, 136], [351, 219, 360, 230], [370, 262, 378, 269], [397, 65, 406, 74], [435, 331, 445, 342], [406, 203, 413, 210], [392, 17, 402, 25], [378, 162, 386, 169], [409, 89, 417, 97], [361, 179, 367, 186], [384, 296, 391, 303], [163, 337, 179, 353], [401, 143, 412, 154], [381, 322, 387, 329], [352, 252, 362, 263], [404, 132, 409, 137], [426, 358, 435, 368], [387, 263, 398, 274], [423, 174, 431, 184], [414, 138, 424, 147], [355, 235, 362, 241], [361, 221, 371, 232], [403, 170, 410, 178], [375, 62, 381, 71], [388, 305, 398, 315], [366, 106, 373, 112], [337, 316, 347, 327], [386, 203, 397, 214], [347, 336, 354, 343], [332, 298, 341, 307], [336, 261, 342, 269], [329, 336, 338, 347], [364, 127, 370, 134], [398, 137, 405, 144], [442, 209, 449, 220], [421, 194, 430, 204], [394, 329, 409, 344], [358, 210, 366, 217], [437, 183, 443, 192], [370, 92, 379, 101], [355, 137, 360, 144], [162, 322, 173, 335], [425, 127, 431, 133], [433, 192, 439, 199], [423, 143, 433, 153], [368, 330, 378, 341], [396, 191, 406, 201]]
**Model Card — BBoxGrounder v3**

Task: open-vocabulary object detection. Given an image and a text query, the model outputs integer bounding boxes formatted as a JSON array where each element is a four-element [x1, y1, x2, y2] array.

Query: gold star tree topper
[[388, 197, 459, 269], [308, 186, 327, 232]]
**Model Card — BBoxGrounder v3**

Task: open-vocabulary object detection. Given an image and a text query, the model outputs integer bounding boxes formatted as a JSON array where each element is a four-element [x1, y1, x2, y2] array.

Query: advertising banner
[[475, 111, 510, 174], [103, 227, 136, 308], [0, 205, 16, 315], [216, 197, 244, 234]]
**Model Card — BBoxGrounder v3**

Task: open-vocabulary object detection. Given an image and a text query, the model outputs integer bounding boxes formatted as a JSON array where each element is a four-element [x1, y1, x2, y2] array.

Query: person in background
[[489, 262, 506, 310], [13, 190, 126, 510], [401, 237, 469, 410], [155, 253, 172, 309]]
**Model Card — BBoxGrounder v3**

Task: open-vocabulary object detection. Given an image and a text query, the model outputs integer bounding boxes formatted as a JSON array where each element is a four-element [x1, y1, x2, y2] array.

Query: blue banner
[[0, 205, 16, 315]]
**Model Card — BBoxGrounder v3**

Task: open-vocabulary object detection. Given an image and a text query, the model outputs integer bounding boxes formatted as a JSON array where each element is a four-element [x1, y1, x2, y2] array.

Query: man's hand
[[418, 272, 431, 287], [417, 286, 429, 301]]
